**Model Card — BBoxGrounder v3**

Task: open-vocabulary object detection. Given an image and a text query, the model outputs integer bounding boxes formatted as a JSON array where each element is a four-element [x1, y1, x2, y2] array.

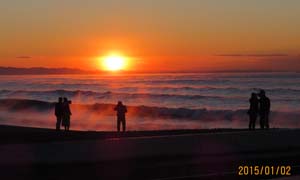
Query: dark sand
[[0, 125, 300, 180]]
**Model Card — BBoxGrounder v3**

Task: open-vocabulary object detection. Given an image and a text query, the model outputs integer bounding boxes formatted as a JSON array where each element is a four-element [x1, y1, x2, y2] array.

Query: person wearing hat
[[258, 90, 271, 129]]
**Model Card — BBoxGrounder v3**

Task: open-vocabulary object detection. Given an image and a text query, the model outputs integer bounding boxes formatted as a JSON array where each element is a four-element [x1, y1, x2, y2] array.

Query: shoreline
[[0, 124, 257, 144]]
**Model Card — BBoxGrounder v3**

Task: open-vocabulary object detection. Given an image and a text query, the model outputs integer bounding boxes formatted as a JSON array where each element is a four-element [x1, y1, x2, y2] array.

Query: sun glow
[[101, 54, 127, 71]]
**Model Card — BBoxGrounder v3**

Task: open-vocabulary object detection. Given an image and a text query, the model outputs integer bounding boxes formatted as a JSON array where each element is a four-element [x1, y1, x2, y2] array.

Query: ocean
[[0, 72, 299, 130]]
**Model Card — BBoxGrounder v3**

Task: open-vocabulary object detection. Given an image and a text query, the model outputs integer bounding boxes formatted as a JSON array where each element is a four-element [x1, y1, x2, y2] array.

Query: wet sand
[[0, 125, 299, 180]]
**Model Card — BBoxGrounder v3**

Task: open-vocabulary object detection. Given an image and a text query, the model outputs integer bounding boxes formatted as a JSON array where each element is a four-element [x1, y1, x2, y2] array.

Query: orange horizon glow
[[0, 1, 300, 72]]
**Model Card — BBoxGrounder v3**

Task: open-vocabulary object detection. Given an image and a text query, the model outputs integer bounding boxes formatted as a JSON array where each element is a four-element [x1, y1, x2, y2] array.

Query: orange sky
[[0, 0, 299, 72]]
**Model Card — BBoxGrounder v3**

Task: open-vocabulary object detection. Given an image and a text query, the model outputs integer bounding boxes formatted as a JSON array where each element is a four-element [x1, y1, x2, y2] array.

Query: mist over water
[[0, 72, 299, 130]]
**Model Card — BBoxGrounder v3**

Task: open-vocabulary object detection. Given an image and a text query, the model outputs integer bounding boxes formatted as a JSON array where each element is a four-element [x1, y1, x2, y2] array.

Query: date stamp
[[238, 166, 292, 176]]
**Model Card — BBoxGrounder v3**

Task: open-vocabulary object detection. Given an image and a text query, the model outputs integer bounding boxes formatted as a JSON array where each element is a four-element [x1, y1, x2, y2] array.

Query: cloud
[[16, 56, 32, 59], [214, 53, 289, 57]]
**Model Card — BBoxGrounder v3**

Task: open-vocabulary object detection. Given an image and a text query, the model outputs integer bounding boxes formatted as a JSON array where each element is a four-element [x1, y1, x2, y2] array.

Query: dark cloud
[[214, 53, 289, 57], [16, 56, 32, 59]]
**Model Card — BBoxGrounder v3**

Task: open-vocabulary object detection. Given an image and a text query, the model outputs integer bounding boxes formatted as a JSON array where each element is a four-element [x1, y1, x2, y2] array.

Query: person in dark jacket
[[248, 93, 259, 130], [258, 90, 271, 129], [62, 97, 72, 131], [114, 101, 127, 132], [55, 97, 63, 131]]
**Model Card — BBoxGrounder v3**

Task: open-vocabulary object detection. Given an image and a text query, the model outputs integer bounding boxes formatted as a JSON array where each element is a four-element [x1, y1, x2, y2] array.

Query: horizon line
[[0, 66, 298, 75]]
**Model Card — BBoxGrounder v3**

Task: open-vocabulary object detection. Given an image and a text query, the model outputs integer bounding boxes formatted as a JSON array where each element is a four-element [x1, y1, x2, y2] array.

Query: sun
[[101, 54, 127, 71]]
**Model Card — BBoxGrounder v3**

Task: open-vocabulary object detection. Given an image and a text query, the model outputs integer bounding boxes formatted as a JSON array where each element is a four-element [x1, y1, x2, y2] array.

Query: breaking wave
[[0, 99, 299, 121]]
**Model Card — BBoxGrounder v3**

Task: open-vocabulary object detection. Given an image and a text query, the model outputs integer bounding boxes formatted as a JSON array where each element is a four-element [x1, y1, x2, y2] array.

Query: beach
[[0, 125, 299, 179], [2, 0, 300, 179]]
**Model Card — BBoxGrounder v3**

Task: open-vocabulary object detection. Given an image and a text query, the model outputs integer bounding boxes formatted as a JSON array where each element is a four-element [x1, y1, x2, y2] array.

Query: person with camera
[[114, 101, 127, 132]]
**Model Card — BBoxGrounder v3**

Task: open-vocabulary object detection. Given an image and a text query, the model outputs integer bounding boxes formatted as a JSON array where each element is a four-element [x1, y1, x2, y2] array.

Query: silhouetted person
[[62, 97, 72, 131], [114, 101, 127, 132], [55, 97, 63, 131], [258, 90, 271, 129], [248, 93, 259, 130]]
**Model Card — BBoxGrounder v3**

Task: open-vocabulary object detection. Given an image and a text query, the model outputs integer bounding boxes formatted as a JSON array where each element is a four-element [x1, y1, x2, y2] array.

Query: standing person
[[258, 90, 271, 129], [55, 97, 63, 131], [114, 101, 127, 132], [248, 93, 259, 130], [62, 97, 72, 132]]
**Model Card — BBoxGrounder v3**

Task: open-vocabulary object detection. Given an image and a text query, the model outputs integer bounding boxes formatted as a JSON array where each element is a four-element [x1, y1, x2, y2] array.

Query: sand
[[0, 125, 299, 179]]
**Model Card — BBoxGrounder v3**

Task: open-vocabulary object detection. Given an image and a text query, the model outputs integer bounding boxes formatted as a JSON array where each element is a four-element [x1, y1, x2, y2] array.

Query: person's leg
[[249, 115, 252, 130], [265, 114, 269, 129], [253, 115, 257, 130], [260, 114, 265, 129], [122, 120, 126, 132], [63, 116, 68, 131], [59, 117, 62, 131], [117, 120, 120, 132], [62, 116, 65, 131], [56, 116, 60, 131], [67, 117, 70, 131]]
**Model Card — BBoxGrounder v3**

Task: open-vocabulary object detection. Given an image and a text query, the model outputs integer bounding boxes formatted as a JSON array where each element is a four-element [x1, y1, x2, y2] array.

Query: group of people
[[55, 90, 270, 132], [54, 98, 128, 132], [248, 90, 271, 130], [54, 97, 72, 131]]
